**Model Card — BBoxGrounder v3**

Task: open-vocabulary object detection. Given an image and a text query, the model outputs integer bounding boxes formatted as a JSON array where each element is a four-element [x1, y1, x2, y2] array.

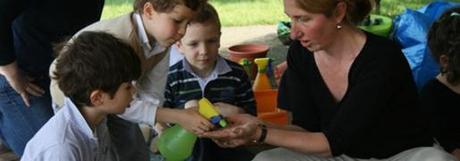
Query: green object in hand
[[157, 125, 197, 161]]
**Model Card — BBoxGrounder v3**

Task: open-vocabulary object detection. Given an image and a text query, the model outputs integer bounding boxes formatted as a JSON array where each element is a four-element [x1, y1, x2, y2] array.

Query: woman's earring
[[336, 24, 342, 29]]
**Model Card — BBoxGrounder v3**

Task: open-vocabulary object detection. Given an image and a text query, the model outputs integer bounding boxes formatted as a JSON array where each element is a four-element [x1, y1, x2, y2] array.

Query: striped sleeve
[[230, 63, 257, 116], [163, 71, 174, 108]]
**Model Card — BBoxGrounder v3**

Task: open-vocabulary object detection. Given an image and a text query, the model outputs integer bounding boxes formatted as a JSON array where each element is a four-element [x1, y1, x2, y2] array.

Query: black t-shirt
[[420, 79, 460, 153], [278, 32, 432, 159]]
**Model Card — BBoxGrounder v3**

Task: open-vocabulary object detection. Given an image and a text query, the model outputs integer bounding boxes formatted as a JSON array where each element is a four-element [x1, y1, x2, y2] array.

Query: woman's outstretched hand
[[200, 114, 260, 148]]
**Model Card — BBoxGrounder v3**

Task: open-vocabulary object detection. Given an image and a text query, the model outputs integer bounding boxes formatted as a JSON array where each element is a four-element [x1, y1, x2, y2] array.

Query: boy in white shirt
[[21, 31, 141, 161]]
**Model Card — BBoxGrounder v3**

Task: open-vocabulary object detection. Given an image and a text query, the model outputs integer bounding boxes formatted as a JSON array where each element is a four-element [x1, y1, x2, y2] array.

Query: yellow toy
[[198, 97, 227, 127]]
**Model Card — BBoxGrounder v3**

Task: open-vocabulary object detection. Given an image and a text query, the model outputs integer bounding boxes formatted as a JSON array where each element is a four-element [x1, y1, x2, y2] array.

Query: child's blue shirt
[[21, 98, 117, 161]]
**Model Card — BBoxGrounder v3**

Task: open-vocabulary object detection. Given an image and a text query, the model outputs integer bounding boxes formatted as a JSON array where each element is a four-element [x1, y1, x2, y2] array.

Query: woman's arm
[[235, 65, 257, 116], [201, 114, 332, 157], [263, 126, 332, 157], [264, 117, 304, 131]]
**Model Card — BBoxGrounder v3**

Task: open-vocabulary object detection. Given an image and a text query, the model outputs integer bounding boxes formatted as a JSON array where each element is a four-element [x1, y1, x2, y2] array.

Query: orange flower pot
[[254, 89, 278, 113], [258, 111, 289, 125], [254, 89, 289, 125], [227, 44, 269, 80]]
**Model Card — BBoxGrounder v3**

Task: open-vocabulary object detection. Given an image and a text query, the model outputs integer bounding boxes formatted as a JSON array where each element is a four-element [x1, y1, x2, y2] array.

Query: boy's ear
[[143, 2, 157, 19], [89, 90, 104, 106], [175, 41, 186, 55], [175, 41, 183, 49]]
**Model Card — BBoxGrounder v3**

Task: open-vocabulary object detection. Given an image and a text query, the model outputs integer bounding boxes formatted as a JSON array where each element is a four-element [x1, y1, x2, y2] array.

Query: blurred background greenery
[[102, 0, 460, 26]]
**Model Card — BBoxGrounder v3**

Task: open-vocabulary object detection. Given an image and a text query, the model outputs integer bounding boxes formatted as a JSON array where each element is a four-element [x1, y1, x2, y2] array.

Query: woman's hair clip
[[436, 12, 460, 23], [450, 12, 460, 17]]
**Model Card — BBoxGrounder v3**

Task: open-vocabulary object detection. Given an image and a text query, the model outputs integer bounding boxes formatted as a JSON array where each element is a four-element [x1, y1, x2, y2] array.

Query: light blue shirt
[[169, 45, 184, 66], [21, 98, 118, 161]]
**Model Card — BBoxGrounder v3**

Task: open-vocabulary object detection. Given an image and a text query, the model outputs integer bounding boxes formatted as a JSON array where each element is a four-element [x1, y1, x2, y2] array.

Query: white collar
[[63, 98, 97, 140], [132, 13, 166, 58], [183, 56, 231, 78], [183, 56, 232, 92]]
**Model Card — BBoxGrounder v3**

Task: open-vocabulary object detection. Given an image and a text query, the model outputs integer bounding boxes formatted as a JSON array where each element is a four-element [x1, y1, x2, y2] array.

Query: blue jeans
[[0, 76, 54, 156]]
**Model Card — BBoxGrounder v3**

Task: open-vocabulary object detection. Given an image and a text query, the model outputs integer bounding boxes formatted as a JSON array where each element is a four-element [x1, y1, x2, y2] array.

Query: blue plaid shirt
[[164, 56, 256, 115]]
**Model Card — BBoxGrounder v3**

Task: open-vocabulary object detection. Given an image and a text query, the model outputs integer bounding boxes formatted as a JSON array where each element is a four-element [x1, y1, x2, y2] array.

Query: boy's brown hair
[[53, 31, 141, 108], [129, 0, 208, 59], [190, 3, 221, 30], [134, 0, 207, 13]]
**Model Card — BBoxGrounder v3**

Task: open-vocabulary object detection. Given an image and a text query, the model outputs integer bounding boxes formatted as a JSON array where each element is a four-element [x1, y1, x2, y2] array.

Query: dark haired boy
[[21, 31, 141, 161]]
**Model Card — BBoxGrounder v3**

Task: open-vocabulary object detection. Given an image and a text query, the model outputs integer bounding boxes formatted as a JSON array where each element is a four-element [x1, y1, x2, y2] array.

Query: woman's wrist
[[252, 124, 267, 144]]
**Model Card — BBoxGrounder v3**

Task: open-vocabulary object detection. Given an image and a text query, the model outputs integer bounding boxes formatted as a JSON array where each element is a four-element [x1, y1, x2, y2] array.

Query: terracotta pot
[[258, 111, 289, 125], [227, 44, 269, 80], [254, 89, 278, 113], [254, 89, 288, 125]]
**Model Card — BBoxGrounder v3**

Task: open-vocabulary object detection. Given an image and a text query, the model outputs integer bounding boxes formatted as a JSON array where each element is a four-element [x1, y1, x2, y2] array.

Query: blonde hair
[[295, 0, 374, 24]]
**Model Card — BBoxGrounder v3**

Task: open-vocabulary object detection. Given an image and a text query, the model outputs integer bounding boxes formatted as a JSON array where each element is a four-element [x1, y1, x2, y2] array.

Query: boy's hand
[[184, 99, 199, 109], [177, 108, 214, 135], [213, 102, 243, 117]]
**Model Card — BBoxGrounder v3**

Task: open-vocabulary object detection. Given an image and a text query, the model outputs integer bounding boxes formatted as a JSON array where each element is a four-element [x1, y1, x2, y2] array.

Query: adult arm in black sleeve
[[0, 0, 27, 65], [0, 0, 44, 107], [278, 41, 320, 130]]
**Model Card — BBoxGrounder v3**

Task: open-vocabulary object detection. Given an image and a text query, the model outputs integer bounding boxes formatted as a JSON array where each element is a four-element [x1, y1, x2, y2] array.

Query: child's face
[[99, 81, 136, 114], [143, 3, 196, 48], [177, 22, 221, 73]]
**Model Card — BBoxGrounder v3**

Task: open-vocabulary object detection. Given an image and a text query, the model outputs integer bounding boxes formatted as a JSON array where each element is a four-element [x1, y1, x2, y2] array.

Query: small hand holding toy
[[157, 97, 227, 161]]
